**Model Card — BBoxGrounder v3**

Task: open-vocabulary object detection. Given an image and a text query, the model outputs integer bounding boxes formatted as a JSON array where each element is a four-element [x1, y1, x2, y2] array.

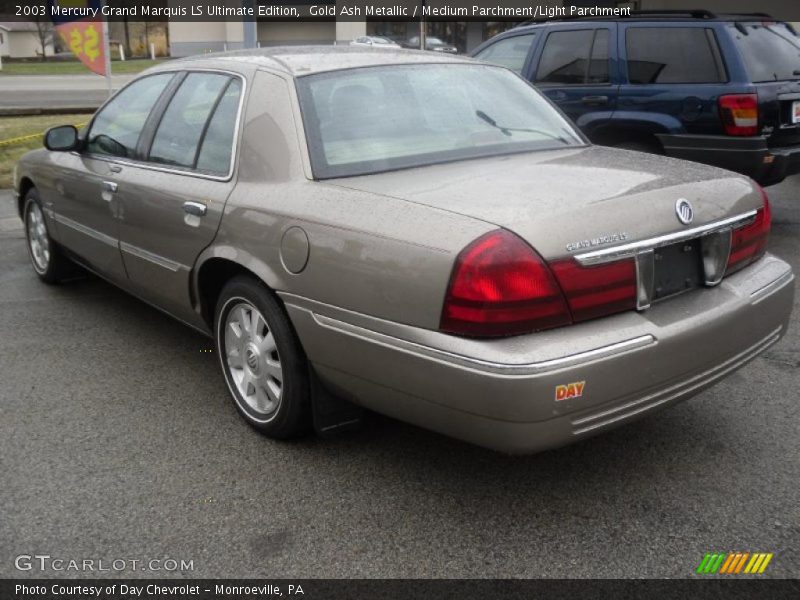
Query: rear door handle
[[581, 95, 609, 105], [102, 181, 118, 193], [108, 164, 122, 173], [183, 201, 207, 217]]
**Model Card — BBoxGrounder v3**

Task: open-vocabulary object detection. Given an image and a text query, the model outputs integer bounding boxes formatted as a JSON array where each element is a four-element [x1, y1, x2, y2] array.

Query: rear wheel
[[23, 188, 74, 283], [214, 276, 310, 438]]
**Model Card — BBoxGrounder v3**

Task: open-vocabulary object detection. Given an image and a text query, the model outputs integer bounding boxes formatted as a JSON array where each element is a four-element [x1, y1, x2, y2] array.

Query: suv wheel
[[214, 276, 311, 438]]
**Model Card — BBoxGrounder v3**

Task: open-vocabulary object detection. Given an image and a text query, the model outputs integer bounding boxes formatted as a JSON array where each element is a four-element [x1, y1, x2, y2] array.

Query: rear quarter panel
[[198, 68, 493, 330]]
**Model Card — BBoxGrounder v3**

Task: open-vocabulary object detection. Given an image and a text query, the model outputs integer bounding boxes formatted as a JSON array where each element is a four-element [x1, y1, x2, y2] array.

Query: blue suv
[[472, 11, 800, 186]]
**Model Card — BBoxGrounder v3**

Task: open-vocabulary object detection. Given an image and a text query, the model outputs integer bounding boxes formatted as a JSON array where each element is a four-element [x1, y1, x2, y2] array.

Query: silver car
[[349, 36, 401, 48], [14, 47, 794, 453]]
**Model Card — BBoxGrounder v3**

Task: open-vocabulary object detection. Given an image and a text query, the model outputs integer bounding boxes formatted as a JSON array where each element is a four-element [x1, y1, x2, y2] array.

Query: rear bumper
[[282, 255, 794, 454], [657, 134, 800, 186]]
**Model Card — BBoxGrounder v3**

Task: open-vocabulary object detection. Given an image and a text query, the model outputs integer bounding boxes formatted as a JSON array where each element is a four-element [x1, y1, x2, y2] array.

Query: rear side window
[[149, 72, 232, 169], [195, 79, 243, 174], [535, 29, 610, 85], [730, 23, 800, 83], [474, 33, 536, 74], [626, 27, 726, 84]]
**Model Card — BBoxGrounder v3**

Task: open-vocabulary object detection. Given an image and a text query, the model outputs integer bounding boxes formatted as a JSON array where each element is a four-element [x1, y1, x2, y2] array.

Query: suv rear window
[[626, 27, 726, 84], [730, 22, 800, 83]]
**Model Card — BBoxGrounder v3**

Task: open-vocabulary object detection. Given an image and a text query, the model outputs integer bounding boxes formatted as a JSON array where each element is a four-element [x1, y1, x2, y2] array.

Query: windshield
[[373, 37, 394, 45], [730, 22, 800, 82], [297, 64, 585, 179]]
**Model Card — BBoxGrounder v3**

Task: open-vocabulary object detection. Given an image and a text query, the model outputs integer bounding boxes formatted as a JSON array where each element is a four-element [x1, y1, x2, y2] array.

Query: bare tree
[[33, 16, 53, 61]]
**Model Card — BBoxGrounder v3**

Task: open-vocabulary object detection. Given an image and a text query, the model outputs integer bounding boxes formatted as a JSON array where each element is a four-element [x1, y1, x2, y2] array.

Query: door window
[[474, 34, 536, 74], [149, 72, 233, 169], [536, 29, 610, 85], [86, 73, 174, 158], [626, 27, 726, 84]]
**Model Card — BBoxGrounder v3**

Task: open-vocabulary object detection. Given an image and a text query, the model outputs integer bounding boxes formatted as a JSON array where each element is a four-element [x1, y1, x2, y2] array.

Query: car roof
[[164, 45, 474, 77]]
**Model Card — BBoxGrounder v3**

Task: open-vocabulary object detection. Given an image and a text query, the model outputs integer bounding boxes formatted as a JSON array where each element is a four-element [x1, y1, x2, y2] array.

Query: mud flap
[[309, 366, 363, 437]]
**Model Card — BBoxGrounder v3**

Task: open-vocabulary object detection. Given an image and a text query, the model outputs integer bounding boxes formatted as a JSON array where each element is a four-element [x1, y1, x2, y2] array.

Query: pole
[[102, 2, 112, 97], [419, 1, 426, 50], [242, 0, 257, 49]]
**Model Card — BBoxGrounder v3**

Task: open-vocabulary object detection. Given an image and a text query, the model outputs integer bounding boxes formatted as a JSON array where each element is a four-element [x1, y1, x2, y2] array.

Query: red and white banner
[[55, 18, 107, 76]]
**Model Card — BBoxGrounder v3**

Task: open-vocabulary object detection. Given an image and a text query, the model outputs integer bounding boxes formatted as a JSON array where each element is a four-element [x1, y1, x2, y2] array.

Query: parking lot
[[0, 177, 797, 578]]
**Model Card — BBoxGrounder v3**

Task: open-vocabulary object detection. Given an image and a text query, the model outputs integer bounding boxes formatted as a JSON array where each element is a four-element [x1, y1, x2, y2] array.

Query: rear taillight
[[726, 186, 771, 275], [550, 258, 638, 322], [440, 230, 571, 337], [719, 94, 758, 136]]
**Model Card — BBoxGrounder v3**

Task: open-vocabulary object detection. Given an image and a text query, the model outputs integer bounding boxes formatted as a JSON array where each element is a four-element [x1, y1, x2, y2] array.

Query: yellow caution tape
[[0, 123, 88, 148]]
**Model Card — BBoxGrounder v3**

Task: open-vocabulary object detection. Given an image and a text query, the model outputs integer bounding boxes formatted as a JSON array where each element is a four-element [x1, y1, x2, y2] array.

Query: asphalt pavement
[[0, 74, 136, 111], [0, 178, 798, 579]]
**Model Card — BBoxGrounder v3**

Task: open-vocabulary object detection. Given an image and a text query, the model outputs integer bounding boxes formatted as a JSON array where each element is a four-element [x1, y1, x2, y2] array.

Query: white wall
[[0, 29, 9, 57], [6, 30, 53, 58]]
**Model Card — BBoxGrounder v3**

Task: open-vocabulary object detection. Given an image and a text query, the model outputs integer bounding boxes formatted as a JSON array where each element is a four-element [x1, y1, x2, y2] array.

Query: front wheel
[[214, 276, 311, 438], [23, 188, 74, 283]]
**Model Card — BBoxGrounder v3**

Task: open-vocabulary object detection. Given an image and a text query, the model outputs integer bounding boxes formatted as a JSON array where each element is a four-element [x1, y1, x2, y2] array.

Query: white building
[[0, 22, 54, 59]]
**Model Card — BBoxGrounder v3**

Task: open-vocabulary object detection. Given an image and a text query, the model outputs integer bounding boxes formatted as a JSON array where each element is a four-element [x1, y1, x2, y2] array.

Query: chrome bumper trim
[[570, 326, 782, 435], [751, 271, 795, 304], [310, 312, 655, 377]]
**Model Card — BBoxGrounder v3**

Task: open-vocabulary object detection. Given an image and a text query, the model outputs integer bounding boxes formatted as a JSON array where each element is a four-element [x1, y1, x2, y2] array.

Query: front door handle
[[102, 181, 118, 193], [581, 95, 609, 105], [183, 201, 207, 217]]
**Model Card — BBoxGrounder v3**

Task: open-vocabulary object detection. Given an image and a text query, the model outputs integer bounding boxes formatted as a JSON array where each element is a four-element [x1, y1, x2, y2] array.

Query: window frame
[[473, 31, 538, 76], [622, 25, 729, 86], [534, 27, 613, 87], [81, 68, 247, 182]]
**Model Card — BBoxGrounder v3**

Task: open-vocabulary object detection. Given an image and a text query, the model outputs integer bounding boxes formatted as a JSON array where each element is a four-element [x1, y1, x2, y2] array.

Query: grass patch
[[0, 113, 87, 189], [0, 59, 168, 76]]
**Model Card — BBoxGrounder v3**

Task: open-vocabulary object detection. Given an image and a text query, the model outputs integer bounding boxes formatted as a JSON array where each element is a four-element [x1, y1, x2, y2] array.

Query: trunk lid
[[327, 146, 762, 260]]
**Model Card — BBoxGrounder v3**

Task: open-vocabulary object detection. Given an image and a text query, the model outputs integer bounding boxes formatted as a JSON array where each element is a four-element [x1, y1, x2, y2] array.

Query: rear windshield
[[730, 22, 800, 83], [296, 64, 585, 179]]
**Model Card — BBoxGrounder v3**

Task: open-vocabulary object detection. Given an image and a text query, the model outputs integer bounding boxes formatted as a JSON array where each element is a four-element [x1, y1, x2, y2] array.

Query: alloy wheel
[[223, 301, 284, 417], [26, 202, 50, 273]]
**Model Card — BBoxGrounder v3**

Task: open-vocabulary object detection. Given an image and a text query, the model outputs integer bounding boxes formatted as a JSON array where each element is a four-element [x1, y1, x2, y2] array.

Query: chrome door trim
[[574, 210, 757, 266], [53, 213, 116, 247], [78, 68, 248, 183], [120, 241, 188, 272]]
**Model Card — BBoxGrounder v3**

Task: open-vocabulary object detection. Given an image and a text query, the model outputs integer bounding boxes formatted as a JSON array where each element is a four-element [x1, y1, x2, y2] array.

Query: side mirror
[[44, 125, 79, 152]]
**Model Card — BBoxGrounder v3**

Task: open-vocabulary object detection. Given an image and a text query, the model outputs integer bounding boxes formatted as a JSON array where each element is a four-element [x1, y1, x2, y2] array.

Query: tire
[[23, 188, 74, 284], [214, 276, 310, 439]]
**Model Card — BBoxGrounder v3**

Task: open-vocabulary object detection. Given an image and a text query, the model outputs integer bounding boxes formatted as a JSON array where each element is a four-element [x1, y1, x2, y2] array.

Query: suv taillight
[[726, 186, 771, 275], [440, 230, 571, 337], [719, 94, 759, 136]]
